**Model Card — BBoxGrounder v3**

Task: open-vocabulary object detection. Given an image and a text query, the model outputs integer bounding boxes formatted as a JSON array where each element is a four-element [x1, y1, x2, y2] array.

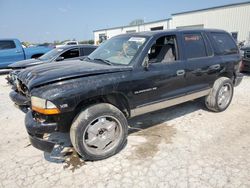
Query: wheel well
[[219, 72, 234, 81], [31, 54, 43, 59], [75, 93, 130, 118]]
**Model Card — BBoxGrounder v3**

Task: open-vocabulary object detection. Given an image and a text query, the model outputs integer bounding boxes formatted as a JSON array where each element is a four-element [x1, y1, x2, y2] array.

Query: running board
[[130, 89, 210, 117]]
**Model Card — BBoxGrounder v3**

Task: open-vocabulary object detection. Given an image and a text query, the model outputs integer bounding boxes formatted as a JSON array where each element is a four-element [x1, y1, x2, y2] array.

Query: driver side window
[[148, 35, 178, 64]]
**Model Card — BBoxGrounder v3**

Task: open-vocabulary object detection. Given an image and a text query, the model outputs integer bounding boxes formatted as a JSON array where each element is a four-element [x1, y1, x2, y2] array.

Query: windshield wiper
[[93, 58, 113, 65]]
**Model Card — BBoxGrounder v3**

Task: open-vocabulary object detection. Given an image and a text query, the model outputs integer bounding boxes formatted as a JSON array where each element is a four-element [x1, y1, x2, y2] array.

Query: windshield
[[38, 48, 64, 61], [88, 36, 147, 65]]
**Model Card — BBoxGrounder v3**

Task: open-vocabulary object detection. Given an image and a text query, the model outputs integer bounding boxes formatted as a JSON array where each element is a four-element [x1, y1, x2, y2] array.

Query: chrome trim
[[130, 89, 211, 117]]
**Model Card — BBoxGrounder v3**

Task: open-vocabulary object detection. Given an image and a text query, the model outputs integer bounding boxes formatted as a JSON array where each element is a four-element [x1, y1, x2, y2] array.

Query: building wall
[[94, 3, 250, 44], [172, 3, 250, 41], [94, 20, 169, 44]]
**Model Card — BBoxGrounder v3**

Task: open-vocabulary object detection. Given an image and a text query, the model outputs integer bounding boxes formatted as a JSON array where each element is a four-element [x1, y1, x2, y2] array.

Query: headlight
[[31, 96, 60, 115]]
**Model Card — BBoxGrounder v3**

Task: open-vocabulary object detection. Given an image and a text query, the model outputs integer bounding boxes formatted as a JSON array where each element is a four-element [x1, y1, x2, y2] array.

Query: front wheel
[[70, 103, 128, 161], [205, 77, 234, 112]]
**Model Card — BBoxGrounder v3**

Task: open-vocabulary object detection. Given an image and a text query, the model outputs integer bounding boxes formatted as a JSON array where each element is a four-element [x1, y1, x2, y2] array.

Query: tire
[[205, 77, 234, 112], [70, 103, 128, 161]]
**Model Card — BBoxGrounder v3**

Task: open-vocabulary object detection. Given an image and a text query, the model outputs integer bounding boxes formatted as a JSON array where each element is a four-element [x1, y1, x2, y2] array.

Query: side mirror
[[142, 55, 149, 70], [56, 56, 64, 61]]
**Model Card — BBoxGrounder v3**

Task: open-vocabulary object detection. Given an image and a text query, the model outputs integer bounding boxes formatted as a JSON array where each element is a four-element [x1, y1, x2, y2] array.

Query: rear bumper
[[234, 73, 244, 87], [25, 110, 58, 152], [9, 90, 30, 106]]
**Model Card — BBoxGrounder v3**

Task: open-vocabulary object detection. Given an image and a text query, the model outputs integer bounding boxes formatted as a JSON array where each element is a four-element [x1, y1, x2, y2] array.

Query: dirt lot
[[0, 74, 249, 188]]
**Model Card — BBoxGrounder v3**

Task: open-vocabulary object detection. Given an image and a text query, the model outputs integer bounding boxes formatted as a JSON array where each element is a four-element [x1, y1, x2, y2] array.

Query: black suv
[[10, 29, 243, 160]]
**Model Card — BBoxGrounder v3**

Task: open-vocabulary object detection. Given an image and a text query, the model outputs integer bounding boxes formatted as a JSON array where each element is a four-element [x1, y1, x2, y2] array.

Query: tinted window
[[83, 47, 95, 56], [211, 32, 238, 55], [0, 41, 16, 50], [60, 48, 79, 59], [183, 34, 207, 59]]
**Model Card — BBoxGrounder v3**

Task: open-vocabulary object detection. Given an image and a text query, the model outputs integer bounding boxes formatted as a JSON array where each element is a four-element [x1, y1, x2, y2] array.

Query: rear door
[[182, 32, 221, 92], [0, 40, 25, 68]]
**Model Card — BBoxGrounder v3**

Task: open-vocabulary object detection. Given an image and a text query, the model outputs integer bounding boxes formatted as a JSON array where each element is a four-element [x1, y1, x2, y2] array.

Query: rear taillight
[[239, 61, 244, 72]]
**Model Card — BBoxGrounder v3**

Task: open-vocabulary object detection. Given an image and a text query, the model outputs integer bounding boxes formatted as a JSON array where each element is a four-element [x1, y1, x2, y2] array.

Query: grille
[[16, 79, 28, 95]]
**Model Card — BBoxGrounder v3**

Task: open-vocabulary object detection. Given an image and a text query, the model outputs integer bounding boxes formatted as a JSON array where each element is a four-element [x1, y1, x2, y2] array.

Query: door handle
[[16, 50, 22, 53], [209, 64, 220, 70], [176, 69, 185, 76]]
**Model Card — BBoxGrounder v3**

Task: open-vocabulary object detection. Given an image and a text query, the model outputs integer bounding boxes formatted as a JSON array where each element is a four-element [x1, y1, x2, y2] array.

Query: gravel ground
[[0, 74, 249, 188]]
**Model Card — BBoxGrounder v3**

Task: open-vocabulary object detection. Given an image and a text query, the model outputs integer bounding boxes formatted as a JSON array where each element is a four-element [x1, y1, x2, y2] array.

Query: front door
[[130, 34, 187, 110]]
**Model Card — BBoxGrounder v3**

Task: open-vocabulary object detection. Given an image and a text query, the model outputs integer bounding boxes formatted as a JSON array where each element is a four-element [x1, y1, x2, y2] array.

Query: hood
[[17, 60, 132, 90], [8, 58, 48, 69]]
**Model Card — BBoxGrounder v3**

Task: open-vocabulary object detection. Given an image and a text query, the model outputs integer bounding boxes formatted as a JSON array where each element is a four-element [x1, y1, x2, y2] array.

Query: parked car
[[240, 45, 250, 72], [9, 29, 243, 161], [56, 41, 79, 48], [0, 39, 52, 69], [7, 45, 97, 85]]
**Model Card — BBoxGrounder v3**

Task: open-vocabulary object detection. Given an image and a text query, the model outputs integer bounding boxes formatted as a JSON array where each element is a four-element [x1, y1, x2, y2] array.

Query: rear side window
[[183, 34, 207, 59], [210, 32, 238, 55], [60, 48, 80, 59], [83, 47, 96, 56], [0, 40, 16, 50]]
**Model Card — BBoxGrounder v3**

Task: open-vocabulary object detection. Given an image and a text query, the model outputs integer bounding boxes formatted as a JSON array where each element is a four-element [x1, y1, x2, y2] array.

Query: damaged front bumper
[[25, 110, 58, 153], [6, 70, 20, 86], [9, 90, 30, 106]]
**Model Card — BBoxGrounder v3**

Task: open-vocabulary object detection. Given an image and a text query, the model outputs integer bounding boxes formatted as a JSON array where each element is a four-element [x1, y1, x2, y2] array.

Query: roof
[[113, 28, 227, 38], [93, 18, 171, 32], [172, 1, 250, 16]]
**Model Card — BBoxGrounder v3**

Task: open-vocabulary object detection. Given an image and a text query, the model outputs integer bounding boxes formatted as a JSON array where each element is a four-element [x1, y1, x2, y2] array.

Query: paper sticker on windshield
[[129, 37, 146, 43]]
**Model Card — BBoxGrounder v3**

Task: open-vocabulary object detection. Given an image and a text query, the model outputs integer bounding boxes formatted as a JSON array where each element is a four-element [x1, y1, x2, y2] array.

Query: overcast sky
[[0, 0, 247, 43]]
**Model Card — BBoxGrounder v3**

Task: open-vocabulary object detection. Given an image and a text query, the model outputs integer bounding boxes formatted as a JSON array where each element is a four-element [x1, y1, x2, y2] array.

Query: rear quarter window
[[210, 32, 238, 55], [0, 40, 16, 50]]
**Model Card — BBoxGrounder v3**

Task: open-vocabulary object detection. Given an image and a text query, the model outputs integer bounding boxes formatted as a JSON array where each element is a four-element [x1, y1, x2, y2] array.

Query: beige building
[[93, 19, 171, 45], [93, 2, 250, 45]]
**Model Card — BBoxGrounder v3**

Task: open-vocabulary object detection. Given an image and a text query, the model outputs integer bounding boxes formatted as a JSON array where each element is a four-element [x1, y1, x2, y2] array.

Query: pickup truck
[[0, 39, 52, 69], [9, 29, 243, 161], [56, 41, 79, 48]]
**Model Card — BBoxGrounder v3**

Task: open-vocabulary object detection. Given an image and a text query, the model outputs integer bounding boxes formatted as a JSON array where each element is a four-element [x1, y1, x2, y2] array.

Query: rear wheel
[[205, 77, 234, 112], [70, 103, 128, 161]]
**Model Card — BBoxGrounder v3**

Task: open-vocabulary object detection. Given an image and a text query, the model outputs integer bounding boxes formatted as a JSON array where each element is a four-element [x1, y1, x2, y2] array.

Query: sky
[[0, 0, 248, 43]]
